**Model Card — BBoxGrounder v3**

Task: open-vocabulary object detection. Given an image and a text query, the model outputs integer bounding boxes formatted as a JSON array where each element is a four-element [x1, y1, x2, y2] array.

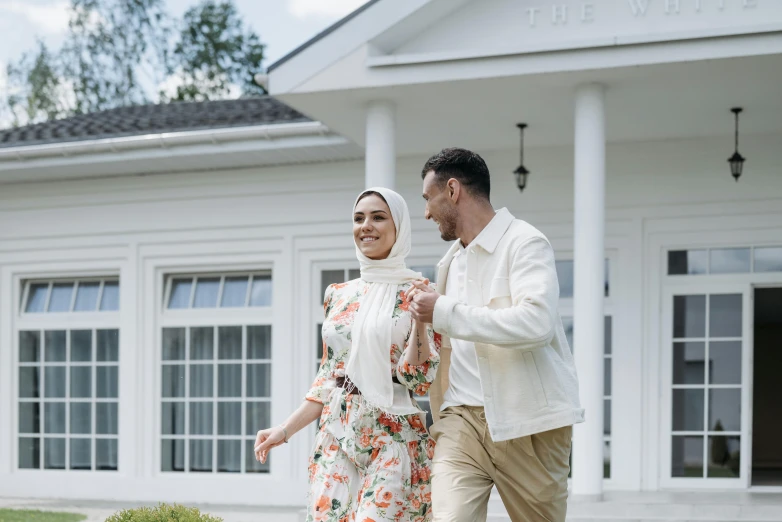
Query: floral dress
[[305, 279, 440, 522]]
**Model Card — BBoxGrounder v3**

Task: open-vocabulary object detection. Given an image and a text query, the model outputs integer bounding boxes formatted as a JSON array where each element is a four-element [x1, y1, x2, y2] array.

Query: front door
[[661, 284, 751, 488]]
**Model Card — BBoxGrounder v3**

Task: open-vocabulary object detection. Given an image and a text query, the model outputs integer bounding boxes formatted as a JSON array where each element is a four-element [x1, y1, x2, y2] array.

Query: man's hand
[[407, 280, 440, 324]]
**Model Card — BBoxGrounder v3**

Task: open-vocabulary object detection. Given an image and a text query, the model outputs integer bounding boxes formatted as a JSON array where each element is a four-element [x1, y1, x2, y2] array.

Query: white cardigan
[[430, 208, 584, 442]]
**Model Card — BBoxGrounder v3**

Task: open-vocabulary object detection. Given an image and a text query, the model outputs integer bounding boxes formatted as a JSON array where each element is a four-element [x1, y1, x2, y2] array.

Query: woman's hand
[[254, 426, 286, 464]]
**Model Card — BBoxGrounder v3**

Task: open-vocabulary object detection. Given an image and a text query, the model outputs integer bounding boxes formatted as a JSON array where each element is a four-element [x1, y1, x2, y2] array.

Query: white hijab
[[345, 187, 423, 415]]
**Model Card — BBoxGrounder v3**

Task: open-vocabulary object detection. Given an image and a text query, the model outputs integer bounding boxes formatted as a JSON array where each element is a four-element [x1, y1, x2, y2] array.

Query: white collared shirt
[[441, 244, 484, 410]]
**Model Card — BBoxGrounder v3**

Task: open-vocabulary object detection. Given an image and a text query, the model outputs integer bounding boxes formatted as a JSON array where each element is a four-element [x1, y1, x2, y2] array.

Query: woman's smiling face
[[353, 193, 396, 260]]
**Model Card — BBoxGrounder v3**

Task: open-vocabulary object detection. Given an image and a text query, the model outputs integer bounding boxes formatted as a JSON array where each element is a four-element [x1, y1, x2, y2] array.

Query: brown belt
[[336, 376, 411, 397]]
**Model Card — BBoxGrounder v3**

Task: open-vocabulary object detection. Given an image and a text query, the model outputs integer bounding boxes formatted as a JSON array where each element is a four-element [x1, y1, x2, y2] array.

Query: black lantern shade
[[514, 123, 529, 192], [728, 108, 745, 182]]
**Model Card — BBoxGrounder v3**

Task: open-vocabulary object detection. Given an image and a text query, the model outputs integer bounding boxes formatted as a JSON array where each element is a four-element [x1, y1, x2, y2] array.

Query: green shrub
[[105, 504, 222, 522]]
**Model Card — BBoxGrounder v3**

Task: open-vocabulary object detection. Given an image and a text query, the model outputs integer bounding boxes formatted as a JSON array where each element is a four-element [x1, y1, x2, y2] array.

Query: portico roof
[[268, 0, 782, 155]]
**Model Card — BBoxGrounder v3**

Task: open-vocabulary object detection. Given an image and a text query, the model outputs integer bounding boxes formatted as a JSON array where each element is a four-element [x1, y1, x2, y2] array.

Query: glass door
[[661, 284, 751, 487]]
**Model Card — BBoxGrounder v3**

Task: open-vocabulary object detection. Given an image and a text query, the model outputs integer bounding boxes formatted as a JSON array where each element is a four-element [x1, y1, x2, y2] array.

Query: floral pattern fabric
[[305, 279, 440, 522]]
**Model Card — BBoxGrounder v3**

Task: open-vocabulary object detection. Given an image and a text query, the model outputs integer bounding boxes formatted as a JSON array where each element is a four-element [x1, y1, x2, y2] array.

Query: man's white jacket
[[430, 208, 584, 442]]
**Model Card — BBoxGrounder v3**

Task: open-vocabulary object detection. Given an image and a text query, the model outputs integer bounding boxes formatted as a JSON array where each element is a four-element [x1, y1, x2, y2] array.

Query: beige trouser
[[430, 406, 572, 522]]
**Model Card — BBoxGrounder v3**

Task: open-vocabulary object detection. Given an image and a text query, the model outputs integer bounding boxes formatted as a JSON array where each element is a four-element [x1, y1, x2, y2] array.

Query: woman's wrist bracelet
[[280, 425, 289, 443]]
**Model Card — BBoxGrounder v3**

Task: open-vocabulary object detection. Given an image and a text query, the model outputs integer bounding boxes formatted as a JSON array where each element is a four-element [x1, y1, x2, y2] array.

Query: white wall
[[1, 132, 781, 504]]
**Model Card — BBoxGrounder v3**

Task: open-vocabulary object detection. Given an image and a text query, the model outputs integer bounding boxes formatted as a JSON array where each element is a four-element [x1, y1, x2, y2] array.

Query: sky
[[0, 0, 370, 125]]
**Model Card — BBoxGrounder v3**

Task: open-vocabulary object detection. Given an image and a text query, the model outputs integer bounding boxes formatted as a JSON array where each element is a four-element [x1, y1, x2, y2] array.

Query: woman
[[254, 188, 439, 522]]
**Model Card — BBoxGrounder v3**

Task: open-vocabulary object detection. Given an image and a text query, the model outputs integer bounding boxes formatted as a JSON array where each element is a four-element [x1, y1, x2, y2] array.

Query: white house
[[1, 0, 781, 515]]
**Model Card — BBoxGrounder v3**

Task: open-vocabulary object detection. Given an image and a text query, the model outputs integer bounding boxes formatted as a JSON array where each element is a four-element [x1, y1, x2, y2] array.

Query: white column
[[364, 100, 396, 189], [572, 83, 606, 500]]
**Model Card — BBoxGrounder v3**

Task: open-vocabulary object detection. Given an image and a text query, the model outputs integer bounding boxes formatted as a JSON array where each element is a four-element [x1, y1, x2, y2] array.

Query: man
[[406, 148, 583, 522]]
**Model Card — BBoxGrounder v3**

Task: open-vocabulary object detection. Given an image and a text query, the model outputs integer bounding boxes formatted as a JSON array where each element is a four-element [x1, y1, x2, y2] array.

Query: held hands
[[406, 279, 441, 324], [254, 425, 286, 464]]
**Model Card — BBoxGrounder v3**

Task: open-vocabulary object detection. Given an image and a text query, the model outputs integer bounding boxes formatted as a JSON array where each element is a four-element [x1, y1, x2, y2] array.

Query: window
[[668, 246, 782, 275], [165, 274, 271, 309], [18, 278, 120, 471], [557, 259, 612, 479], [161, 271, 272, 474]]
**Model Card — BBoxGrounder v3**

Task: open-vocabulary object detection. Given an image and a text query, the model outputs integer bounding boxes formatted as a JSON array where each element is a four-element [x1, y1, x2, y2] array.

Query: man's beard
[[438, 208, 459, 242]]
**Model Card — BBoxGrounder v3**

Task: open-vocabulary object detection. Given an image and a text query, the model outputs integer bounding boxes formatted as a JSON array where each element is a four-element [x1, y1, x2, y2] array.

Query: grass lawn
[[0, 509, 86, 522]]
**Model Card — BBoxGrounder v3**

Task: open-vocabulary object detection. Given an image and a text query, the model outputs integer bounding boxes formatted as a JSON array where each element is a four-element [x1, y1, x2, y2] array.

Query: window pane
[[754, 247, 782, 273], [70, 330, 92, 362], [218, 440, 241, 473], [668, 250, 708, 275], [97, 329, 119, 362], [708, 342, 742, 385], [247, 325, 271, 360], [44, 438, 66, 469], [96, 403, 118, 435], [250, 276, 272, 307], [247, 364, 271, 397], [348, 269, 361, 281], [20, 331, 40, 363], [673, 342, 705, 385], [321, 270, 346, 302], [162, 365, 185, 398], [672, 389, 704, 432], [218, 326, 242, 360], [99, 281, 119, 311], [74, 282, 100, 312], [218, 364, 241, 398], [672, 436, 704, 477], [44, 402, 66, 434], [709, 294, 742, 338], [190, 440, 212, 472], [70, 367, 92, 398], [19, 437, 40, 469], [604, 316, 612, 355], [245, 402, 270, 436], [218, 402, 241, 435], [555, 260, 573, 299], [168, 279, 193, 309], [70, 438, 91, 470], [190, 327, 214, 360], [709, 389, 741, 432], [190, 402, 213, 435], [44, 367, 66, 398], [97, 367, 119, 398], [70, 403, 91, 435], [96, 439, 118, 471], [193, 277, 219, 308], [19, 367, 40, 398], [48, 283, 74, 312], [162, 328, 186, 361], [707, 436, 740, 478], [604, 259, 610, 297], [26, 284, 49, 313], [161, 439, 185, 472], [19, 403, 40, 434], [562, 316, 573, 352], [673, 295, 706, 338], [162, 402, 185, 435], [604, 359, 611, 396], [45, 330, 66, 362], [710, 248, 750, 274], [190, 365, 213, 398], [604, 399, 611, 436], [246, 439, 269, 473], [221, 276, 249, 307]]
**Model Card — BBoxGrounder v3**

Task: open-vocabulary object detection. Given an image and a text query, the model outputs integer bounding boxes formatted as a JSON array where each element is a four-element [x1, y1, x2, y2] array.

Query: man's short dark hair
[[421, 147, 491, 200]]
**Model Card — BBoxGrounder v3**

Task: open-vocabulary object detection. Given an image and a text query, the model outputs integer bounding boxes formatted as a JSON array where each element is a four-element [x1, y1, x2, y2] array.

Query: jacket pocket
[[524, 351, 549, 409], [485, 277, 512, 308]]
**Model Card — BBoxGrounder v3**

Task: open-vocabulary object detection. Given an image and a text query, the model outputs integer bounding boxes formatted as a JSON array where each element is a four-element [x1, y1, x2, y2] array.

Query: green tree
[[166, 0, 265, 101], [6, 42, 70, 125]]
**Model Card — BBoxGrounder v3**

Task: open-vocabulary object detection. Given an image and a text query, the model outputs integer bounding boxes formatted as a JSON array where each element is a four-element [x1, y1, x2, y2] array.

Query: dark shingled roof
[[0, 97, 311, 149]]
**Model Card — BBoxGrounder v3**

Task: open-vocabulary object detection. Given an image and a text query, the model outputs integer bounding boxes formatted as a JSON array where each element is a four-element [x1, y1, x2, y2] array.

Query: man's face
[[422, 170, 459, 242]]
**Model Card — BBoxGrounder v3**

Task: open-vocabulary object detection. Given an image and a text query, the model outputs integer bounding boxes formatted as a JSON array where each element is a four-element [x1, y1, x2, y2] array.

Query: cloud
[[288, 0, 368, 18], [0, 1, 70, 35]]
